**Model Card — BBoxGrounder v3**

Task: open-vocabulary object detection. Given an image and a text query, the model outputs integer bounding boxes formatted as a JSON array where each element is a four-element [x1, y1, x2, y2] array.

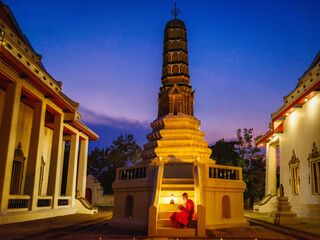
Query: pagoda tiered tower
[[110, 8, 248, 237], [141, 18, 212, 163]]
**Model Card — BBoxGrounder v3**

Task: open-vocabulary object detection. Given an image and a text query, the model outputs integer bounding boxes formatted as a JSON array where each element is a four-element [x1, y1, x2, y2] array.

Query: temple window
[[289, 150, 300, 195], [311, 160, 320, 194], [308, 142, 320, 194]]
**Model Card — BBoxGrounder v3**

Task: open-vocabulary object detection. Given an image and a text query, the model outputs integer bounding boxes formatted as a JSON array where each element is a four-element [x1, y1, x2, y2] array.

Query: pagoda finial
[[170, 3, 181, 19]]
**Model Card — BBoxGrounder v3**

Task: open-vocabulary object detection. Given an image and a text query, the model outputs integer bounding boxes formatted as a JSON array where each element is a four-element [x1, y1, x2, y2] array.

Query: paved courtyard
[[0, 207, 318, 240]]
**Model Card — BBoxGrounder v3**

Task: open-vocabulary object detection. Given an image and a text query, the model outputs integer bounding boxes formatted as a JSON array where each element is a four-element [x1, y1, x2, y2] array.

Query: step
[[159, 203, 194, 212], [161, 184, 194, 190], [162, 178, 194, 184], [157, 219, 197, 228], [159, 196, 195, 205], [156, 228, 196, 237], [158, 211, 174, 219], [158, 211, 197, 219], [160, 190, 195, 197]]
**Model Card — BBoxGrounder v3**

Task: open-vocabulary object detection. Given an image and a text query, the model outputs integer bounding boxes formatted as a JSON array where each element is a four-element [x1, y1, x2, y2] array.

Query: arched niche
[[172, 53, 178, 62], [222, 195, 231, 219], [173, 41, 178, 49], [172, 65, 178, 74], [125, 195, 134, 218]]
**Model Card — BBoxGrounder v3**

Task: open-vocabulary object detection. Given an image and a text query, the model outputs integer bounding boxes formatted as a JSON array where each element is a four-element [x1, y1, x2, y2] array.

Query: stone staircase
[[156, 178, 196, 237]]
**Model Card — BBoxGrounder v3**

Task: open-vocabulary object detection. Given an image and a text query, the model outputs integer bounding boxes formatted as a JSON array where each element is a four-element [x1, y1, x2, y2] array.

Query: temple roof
[[301, 50, 320, 78], [165, 18, 186, 30], [0, 0, 61, 87]]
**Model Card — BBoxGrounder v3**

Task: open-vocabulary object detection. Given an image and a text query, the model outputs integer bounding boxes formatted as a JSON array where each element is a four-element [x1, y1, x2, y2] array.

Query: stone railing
[[7, 195, 30, 212], [208, 164, 242, 180], [57, 196, 71, 207], [117, 164, 149, 180], [37, 196, 53, 208]]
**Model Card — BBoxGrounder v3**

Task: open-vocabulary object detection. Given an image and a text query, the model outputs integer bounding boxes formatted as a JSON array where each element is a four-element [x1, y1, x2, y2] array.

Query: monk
[[170, 193, 194, 228]]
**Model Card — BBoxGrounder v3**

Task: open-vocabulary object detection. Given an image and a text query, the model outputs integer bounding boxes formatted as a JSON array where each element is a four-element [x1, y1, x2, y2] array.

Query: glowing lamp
[[305, 99, 308, 102], [170, 194, 175, 204], [286, 113, 289, 116]]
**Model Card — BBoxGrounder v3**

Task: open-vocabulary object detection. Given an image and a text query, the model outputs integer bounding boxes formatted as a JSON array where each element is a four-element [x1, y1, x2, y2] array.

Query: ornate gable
[[289, 150, 300, 166], [307, 142, 320, 167], [14, 142, 26, 162], [168, 84, 181, 95]]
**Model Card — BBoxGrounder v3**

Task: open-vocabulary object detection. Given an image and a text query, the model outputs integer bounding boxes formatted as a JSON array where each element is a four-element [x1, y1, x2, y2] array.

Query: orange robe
[[170, 199, 194, 227]]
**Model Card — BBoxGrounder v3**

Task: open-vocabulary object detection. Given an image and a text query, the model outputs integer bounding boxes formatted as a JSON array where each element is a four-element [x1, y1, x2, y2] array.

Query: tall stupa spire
[[170, 3, 181, 19], [158, 11, 194, 118], [141, 14, 210, 162]]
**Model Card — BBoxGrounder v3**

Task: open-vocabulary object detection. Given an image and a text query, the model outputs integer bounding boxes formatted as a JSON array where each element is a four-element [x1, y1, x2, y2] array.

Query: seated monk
[[170, 193, 194, 228]]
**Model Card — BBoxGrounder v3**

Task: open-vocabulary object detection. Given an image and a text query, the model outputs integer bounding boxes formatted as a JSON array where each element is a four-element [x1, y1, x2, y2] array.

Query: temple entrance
[[61, 142, 70, 195], [85, 188, 92, 203]]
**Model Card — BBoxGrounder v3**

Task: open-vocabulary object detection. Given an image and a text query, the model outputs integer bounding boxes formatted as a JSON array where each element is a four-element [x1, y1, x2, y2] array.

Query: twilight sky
[[8, 0, 320, 151]]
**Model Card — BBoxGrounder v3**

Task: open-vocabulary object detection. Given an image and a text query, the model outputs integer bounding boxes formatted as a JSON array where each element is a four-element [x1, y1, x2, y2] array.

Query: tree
[[87, 133, 142, 194], [101, 133, 142, 194], [209, 128, 266, 208], [209, 139, 239, 166], [236, 128, 265, 206], [87, 147, 109, 181]]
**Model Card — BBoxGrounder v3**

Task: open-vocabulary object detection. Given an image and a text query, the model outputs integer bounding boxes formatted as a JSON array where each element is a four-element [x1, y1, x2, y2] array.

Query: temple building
[[0, 1, 98, 224], [110, 8, 248, 237], [254, 51, 320, 219]]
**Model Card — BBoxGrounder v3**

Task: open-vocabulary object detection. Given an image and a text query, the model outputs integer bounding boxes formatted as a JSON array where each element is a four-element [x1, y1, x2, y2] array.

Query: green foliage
[[87, 133, 142, 194], [209, 139, 239, 166]]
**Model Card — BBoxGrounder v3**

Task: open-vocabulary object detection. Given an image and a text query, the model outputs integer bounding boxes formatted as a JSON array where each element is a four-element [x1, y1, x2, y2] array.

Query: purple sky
[[7, 0, 320, 151]]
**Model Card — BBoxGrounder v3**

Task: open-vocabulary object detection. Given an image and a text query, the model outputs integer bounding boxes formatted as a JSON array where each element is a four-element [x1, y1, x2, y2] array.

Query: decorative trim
[[14, 142, 26, 195], [289, 150, 300, 166], [308, 142, 320, 167], [38, 156, 46, 196]]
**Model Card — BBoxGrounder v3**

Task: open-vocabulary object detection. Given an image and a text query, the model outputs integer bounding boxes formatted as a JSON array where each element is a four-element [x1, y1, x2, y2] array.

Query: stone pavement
[[244, 210, 320, 239], [0, 207, 317, 240]]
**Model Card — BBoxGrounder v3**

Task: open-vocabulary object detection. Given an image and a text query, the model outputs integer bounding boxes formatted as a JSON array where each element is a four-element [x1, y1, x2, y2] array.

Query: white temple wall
[[279, 92, 320, 207]]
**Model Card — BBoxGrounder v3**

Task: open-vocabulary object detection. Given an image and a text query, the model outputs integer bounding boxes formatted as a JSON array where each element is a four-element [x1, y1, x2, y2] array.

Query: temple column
[[66, 133, 79, 207], [265, 143, 277, 195], [76, 137, 89, 198], [24, 100, 46, 210], [47, 114, 64, 208], [0, 82, 21, 215]]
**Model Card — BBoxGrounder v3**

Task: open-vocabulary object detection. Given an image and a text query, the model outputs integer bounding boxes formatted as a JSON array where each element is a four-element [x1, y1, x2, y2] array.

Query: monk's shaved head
[[182, 193, 188, 197]]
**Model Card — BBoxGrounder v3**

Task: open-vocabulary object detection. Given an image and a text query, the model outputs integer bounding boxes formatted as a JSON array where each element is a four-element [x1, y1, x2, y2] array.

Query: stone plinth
[[268, 196, 301, 224]]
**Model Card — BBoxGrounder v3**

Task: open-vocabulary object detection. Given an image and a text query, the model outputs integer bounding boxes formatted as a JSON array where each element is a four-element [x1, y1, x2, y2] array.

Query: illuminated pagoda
[[110, 5, 248, 237]]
